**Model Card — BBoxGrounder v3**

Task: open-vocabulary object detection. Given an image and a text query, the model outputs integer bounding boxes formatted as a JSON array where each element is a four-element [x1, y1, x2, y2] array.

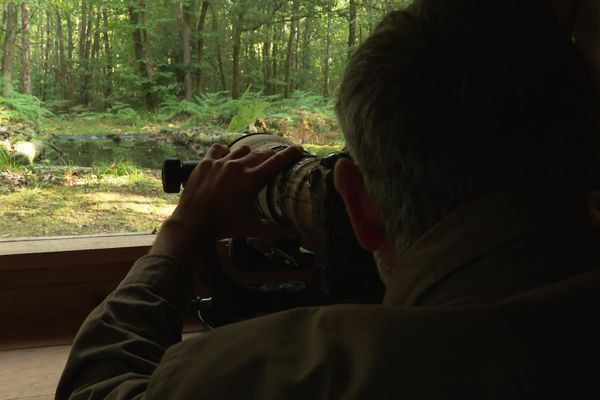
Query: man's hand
[[150, 143, 304, 263]]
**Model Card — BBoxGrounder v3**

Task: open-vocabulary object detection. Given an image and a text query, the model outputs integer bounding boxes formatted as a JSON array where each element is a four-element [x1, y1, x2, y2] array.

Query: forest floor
[[1, 102, 344, 238]]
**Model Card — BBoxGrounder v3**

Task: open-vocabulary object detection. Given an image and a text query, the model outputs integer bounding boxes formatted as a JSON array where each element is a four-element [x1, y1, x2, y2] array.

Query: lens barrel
[[161, 134, 321, 247], [162, 159, 198, 193]]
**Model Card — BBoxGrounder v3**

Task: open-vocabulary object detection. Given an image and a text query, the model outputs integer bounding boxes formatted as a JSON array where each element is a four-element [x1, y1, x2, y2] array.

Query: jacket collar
[[383, 185, 592, 306]]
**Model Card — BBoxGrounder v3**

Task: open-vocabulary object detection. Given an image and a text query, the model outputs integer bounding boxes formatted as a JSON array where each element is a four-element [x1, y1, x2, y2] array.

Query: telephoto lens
[[161, 134, 322, 248]]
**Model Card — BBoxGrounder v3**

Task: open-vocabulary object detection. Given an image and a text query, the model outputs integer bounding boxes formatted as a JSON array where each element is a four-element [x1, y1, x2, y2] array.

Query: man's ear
[[334, 158, 386, 251]]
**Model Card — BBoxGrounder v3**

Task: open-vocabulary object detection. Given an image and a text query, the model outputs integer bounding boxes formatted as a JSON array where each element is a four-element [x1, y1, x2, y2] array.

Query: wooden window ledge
[[0, 233, 155, 349]]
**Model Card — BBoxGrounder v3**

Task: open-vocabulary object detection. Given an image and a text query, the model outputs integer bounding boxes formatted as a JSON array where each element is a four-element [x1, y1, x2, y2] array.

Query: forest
[[1, 0, 409, 109], [0, 0, 410, 238]]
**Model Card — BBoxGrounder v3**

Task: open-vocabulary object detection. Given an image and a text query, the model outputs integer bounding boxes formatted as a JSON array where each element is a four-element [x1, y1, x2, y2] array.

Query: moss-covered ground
[[1, 101, 344, 238], [0, 167, 178, 238]]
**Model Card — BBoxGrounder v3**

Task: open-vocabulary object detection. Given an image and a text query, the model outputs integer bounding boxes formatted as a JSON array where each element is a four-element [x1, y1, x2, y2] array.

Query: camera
[[162, 133, 383, 326]]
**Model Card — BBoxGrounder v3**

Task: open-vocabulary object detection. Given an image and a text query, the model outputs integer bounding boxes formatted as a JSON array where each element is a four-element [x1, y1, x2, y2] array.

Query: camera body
[[162, 134, 382, 325]]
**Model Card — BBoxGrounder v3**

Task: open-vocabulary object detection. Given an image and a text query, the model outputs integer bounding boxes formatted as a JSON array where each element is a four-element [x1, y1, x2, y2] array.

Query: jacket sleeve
[[55, 254, 195, 400]]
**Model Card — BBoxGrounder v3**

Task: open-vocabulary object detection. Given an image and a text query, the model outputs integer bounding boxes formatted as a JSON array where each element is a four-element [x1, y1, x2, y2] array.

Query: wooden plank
[[0, 234, 156, 260], [0, 331, 206, 400], [0, 235, 153, 348], [0, 345, 69, 400], [1, 265, 130, 290], [0, 281, 122, 329]]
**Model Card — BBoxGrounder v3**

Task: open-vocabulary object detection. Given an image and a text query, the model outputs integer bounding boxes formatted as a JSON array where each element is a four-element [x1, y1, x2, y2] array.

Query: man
[[57, 0, 600, 398]]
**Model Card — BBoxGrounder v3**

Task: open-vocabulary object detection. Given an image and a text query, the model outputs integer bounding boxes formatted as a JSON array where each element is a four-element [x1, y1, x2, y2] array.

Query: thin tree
[[180, 1, 192, 99], [210, 4, 227, 91], [129, 0, 158, 109], [56, 8, 67, 98], [348, 0, 357, 58], [195, 0, 210, 93], [102, 7, 112, 98], [231, 10, 245, 99], [66, 9, 75, 98], [284, 0, 299, 98], [21, 1, 32, 95], [322, 8, 332, 97], [1, 2, 18, 97]]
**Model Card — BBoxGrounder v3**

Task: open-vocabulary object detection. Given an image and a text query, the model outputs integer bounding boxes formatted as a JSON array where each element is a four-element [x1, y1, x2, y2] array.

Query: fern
[[0, 92, 54, 128], [0, 146, 23, 170], [228, 100, 270, 132]]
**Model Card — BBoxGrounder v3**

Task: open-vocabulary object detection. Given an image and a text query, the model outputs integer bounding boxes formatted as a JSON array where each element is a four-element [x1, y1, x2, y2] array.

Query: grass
[[0, 167, 178, 238], [2, 91, 345, 238], [0, 147, 23, 170]]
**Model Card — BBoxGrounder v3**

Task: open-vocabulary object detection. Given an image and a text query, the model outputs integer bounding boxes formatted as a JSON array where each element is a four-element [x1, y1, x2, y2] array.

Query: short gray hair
[[336, 0, 598, 254]]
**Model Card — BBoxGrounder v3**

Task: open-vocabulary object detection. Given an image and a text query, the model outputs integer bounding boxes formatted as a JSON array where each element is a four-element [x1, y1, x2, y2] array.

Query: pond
[[46, 134, 202, 169]]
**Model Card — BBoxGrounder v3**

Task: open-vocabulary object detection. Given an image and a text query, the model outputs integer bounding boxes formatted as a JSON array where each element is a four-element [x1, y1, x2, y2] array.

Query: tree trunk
[[91, 13, 101, 62], [90, 11, 101, 104], [195, 0, 210, 93], [129, 0, 158, 110], [78, 0, 91, 104], [102, 8, 113, 98], [299, 15, 312, 90], [1, 2, 18, 97], [272, 25, 279, 94], [348, 0, 357, 59], [210, 5, 227, 92], [262, 23, 272, 94], [140, 0, 157, 109], [78, 0, 87, 62], [293, 18, 300, 90], [66, 12, 75, 98], [84, 8, 94, 61], [283, 1, 299, 98], [231, 11, 244, 99], [322, 10, 332, 97], [180, 1, 192, 99], [43, 11, 52, 100], [21, 2, 32, 95], [56, 9, 67, 98]]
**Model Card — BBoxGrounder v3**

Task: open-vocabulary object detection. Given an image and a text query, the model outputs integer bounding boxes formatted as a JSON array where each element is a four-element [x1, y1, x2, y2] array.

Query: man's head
[[334, 0, 598, 275]]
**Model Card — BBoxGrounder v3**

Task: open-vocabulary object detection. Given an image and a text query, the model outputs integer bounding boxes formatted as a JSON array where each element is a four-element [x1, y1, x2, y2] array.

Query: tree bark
[[272, 25, 279, 94], [129, 0, 158, 110], [322, 10, 332, 97], [56, 9, 67, 98], [102, 8, 113, 98], [21, 2, 32, 95], [1, 2, 18, 97], [180, 1, 192, 99], [66, 12, 75, 98], [43, 11, 52, 100], [231, 11, 244, 99], [284, 1, 299, 98], [91, 13, 101, 62], [78, 0, 87, 62], [210, 5, 227, 92], [78, 0, 91, 104], [348, 0, 357, 59], [84, 8, 94, 61], [195, 0, 210, 93], [301, 16, 311, 70], [262, 23, 272, 94]]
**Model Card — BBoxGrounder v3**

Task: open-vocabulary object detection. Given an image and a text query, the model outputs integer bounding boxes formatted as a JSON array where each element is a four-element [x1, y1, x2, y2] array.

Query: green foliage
[[157, 97, 214, 122], [93, 160, 144, 178], [18, 186, 42, 205], [228, 90, 270, 132], [0, 146, 23, 170], [269, 91, 336, 120], [107, 103, 142, 126], [0, 92, 53, 128]]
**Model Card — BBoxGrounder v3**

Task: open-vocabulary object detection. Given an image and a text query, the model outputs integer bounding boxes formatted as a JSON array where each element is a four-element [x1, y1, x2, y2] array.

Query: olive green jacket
[[56, 187, 600, 399]]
